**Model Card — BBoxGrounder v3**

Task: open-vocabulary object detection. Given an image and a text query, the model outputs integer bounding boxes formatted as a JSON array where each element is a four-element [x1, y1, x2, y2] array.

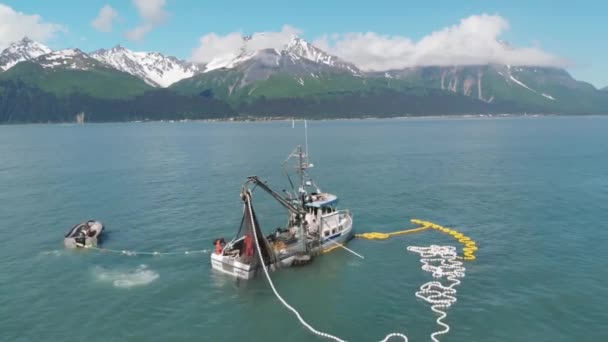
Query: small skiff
[[64, 220, 104, 248]]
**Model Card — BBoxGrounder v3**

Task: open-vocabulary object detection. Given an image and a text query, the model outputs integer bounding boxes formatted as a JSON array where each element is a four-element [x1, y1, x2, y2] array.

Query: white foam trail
[[42, 250, 63, 256], [93, 264, 159, 288]]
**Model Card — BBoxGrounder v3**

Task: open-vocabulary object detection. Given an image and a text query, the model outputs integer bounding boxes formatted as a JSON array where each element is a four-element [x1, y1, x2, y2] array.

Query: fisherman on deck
[[244, 234, 254, 257], [214, 238, 225, 254]]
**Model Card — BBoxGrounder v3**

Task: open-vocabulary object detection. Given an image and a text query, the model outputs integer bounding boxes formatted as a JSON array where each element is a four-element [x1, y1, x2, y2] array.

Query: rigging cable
[[323, 239, 365, 259]]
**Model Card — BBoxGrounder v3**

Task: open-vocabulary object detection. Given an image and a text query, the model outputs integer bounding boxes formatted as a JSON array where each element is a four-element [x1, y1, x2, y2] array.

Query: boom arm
[[245, 176, 304, 215]]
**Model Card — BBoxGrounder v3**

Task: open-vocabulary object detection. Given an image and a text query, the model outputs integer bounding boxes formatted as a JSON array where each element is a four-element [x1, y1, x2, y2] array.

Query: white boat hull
[[210, 252, 295, 280], [210, 252, 257, 279], [64, 236, 101, 248], [211, 210, 354, 280], [320, 228, 354, 251]]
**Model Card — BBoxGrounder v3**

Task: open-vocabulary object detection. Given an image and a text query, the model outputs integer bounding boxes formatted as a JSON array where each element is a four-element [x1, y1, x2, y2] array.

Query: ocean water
[[1, 117, 607, 341]]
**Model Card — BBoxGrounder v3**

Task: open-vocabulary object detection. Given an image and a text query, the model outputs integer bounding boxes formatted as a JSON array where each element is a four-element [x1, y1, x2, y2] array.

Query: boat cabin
[[303, 193, 343, 238]]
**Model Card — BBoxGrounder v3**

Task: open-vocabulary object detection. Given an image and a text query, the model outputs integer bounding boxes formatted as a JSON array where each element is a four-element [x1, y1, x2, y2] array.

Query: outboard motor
[[75, 230, 87, 246]]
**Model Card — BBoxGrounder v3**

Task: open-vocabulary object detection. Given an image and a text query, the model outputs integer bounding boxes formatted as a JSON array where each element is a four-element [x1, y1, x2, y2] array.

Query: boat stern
[[210, 252, 257, 280]]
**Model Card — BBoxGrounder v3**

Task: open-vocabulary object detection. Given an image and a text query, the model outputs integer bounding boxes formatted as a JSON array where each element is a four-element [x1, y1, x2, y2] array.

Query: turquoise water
[[1, 117, 607, 341]]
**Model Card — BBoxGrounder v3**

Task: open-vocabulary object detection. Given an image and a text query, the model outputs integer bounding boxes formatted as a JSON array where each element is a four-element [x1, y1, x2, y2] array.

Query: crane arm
[[245, 176, 304, 215]]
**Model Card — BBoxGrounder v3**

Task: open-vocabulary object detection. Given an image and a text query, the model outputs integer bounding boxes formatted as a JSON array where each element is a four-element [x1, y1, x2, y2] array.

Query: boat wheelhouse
[[303, 193, 353, 252]]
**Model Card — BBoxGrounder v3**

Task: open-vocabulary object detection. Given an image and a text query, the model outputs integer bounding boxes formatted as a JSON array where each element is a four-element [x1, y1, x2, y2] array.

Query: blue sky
[[1, 0, 607, 87]]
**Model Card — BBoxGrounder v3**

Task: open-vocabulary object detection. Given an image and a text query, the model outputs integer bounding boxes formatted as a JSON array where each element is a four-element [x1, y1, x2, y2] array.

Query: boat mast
[[300, 120, 310, 193], [304, 120, 309, 166], [299, 145, 304, 195], [283, 120, 316, 205]]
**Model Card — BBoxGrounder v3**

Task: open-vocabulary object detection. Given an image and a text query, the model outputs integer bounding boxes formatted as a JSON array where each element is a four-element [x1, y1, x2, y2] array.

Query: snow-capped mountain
[[0, 36, 348, 76], [0, 37, 200, 87], [284, 37, 361, 74], [91, 46, 199, 87], [203, 35, 361, 75], [32, 48, 105, 71], [172, 36, 369, 98], [376, 65, 570, 103], [2, 37, 604, 121], [0, 37, 52, 71], [0, 38, 106, 72]]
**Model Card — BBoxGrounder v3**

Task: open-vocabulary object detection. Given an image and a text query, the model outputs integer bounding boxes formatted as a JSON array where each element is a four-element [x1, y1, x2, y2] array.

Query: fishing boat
[[64, 220, 104, 248], [211, 140, 354, 279]]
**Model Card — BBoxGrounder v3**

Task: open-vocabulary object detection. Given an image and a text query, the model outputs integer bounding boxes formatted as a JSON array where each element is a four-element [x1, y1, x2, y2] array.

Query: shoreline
[[1, 113, 607, 126]]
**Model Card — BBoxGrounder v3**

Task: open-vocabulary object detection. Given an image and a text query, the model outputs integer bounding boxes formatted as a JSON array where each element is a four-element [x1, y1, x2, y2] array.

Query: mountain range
[[0, 36, 606, 123]]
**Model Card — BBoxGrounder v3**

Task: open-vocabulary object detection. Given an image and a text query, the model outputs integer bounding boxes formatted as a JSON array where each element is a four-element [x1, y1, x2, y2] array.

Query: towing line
[[81, 245, 209, 256]]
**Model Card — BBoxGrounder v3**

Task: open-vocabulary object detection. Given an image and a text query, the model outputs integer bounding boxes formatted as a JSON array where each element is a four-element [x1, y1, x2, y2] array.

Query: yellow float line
[[411, 219, 478, 261], [355, 225, 431, 240], [355, 219, 478, 261]]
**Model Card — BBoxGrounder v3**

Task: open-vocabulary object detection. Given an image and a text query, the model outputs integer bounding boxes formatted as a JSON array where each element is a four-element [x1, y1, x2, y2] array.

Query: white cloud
[[125, 0, 167, 42], [314, 14, 568, 70], [191, 32, 244, 64], [91, 5, 118, 32], [0, 4, 65, 50], [132, 0, 167, 24], [125, 24, 153, 42], [190, 16, 565, 69], [191, 25, 301, 64]]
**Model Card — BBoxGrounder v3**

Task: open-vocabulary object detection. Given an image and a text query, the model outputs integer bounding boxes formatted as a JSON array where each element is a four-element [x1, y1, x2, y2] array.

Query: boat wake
[[41, 250, 63, 257], [93, 264, 159, 288]]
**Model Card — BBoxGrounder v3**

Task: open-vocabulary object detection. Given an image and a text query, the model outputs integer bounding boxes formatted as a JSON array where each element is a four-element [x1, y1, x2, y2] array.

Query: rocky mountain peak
[[0, 37, 52, 70], [90, 46, 199, 87]]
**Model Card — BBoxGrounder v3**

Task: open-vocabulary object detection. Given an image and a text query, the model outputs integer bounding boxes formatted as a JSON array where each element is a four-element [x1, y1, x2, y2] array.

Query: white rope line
[[378, 333, 408, 342], [250, 206, 464, 342], [246, 192, 347, 342], [81, 245, 209, 256], [325, 238, 365, 259], [247, 192, 409, 342], [406, 245, 465, 342]]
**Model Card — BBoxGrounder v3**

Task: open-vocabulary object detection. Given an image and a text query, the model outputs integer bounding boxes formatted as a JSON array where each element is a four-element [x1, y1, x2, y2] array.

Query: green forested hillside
[[0, 62, 152, 99], [0, 80, 233, 123]]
